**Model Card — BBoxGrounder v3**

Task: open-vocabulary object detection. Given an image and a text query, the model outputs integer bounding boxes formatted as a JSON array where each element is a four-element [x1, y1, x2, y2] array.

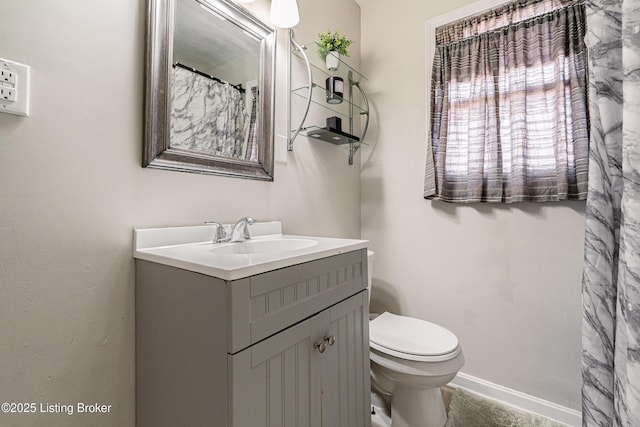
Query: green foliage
[[317, 30, 353, 59]]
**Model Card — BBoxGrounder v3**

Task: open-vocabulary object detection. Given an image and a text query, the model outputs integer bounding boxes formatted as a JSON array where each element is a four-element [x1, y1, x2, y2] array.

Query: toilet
[[366, 250, 464, 427]]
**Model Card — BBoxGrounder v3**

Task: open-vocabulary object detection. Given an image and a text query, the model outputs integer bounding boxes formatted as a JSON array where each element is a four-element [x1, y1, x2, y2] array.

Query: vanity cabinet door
[[319, 291, 371, 427], [228, 292, 370, 427], [228, 315, 321, 427]]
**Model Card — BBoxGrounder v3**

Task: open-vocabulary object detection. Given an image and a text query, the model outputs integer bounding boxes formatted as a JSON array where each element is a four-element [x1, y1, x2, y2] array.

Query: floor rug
[[444, 388, 568, 427]]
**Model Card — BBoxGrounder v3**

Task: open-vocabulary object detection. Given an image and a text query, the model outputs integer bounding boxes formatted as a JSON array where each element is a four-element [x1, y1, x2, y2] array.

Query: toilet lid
[[370, 312, 459, 357]]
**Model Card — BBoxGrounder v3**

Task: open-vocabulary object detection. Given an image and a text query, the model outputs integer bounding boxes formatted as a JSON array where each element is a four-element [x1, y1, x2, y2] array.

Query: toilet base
[[390, 386, 447, 427], [371, 391, 392, 427]]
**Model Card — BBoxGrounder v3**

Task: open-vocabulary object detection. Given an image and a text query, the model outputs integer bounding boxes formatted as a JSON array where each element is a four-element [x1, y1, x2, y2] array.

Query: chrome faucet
[[229, 216, 256, 242], [205, 217, 256, 244]]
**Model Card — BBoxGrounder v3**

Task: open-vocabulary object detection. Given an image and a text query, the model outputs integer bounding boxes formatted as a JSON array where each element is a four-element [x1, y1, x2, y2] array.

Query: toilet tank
[[367, 250, 374, 304]]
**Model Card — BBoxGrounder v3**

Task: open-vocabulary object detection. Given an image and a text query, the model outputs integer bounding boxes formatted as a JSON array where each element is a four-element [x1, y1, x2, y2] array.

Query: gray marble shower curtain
[[170, 66, 252, 160], [582, 0, 640, 425]]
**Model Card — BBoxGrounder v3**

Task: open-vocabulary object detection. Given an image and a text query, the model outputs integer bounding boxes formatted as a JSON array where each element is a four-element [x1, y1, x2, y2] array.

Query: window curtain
[[424, 0, 589, 203], [581, 0, 640, 424]]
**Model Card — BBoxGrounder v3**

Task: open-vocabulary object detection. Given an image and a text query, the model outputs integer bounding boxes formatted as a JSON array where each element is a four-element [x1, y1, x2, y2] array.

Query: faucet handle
[[205, 221, 227, 243]]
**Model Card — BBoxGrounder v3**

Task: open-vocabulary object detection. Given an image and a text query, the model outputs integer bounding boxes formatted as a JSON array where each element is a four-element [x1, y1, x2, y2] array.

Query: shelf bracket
[[348, 71, 370, 165], [288, 29, 313, 151], [348, 144, 360, 165]]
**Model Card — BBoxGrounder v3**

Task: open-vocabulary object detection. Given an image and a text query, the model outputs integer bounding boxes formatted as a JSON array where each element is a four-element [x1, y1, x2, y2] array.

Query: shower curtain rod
[[173, 62, 245, 94]]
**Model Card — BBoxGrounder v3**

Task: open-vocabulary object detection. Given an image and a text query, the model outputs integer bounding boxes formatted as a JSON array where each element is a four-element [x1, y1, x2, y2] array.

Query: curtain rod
[[436, 0, 585, 34], [435, 0, 585, 46], [173, 62, 245, 94]]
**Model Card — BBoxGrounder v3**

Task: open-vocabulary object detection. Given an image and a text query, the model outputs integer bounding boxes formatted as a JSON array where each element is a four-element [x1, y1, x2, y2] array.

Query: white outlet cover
[[275, 134, 289, 163], [0, 58, 30, 117]]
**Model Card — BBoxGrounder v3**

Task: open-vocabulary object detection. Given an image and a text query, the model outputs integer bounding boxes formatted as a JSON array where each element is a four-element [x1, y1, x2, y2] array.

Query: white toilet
[[366, 250, 464, 427]]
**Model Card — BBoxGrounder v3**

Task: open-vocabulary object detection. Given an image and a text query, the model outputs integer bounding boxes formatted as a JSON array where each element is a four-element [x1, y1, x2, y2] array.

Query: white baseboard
[[449, 372, 582, 427]]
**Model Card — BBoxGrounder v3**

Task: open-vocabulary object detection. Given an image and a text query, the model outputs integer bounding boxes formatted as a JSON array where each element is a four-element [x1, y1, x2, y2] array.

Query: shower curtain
[[581, 0, 640, 425], [170, 66, 250, 160]]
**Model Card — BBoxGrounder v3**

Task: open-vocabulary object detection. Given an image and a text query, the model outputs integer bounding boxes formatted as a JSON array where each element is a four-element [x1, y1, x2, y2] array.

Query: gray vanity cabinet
[[136, 249, 371, 427]]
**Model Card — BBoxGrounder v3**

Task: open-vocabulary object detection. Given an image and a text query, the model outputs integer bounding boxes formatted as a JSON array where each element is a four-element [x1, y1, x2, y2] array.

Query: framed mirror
[[144, 0, 276, 180]]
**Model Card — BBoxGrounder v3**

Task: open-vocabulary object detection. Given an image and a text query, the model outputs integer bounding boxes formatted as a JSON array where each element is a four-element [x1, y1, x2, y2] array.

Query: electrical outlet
[[0, 58, 30, 117], [275, 134, 289, 163], [0, 86, 16, 102], [0, 69, 16, 85]]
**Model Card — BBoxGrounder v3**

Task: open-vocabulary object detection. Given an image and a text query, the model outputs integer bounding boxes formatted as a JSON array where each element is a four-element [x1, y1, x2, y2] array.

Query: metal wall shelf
[[287, 30, 370, 165]]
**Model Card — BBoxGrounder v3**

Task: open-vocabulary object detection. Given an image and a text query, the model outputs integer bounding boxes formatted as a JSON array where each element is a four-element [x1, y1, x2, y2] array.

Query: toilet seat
[[370, 312, 460, 362]]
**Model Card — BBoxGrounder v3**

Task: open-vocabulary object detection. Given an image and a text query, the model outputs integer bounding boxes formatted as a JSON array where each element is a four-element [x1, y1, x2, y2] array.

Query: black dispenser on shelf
[[325, 76, 344, 104], [326, 116, 342, 132]]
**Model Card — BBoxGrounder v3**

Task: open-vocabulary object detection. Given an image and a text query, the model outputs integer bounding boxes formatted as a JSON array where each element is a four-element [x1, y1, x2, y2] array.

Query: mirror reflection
[[172, 0, 260, 161], [143, 0, 275, 180]]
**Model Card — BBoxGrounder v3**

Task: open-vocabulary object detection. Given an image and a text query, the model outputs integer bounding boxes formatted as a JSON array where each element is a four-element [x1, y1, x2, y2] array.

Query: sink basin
[[209, 238, 319, 255], [134, 221, 368, 280]]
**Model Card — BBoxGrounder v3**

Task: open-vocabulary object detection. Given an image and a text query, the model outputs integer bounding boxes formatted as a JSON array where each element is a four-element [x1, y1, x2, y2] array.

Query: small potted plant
[[317, 30, 353, 71]]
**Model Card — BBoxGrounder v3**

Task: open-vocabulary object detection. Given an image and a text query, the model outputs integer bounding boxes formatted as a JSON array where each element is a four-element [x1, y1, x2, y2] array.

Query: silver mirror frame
[[144, 0, 276, 180]]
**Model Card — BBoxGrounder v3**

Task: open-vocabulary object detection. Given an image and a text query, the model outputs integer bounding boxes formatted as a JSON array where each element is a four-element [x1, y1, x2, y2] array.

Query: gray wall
[[0, 0, 586, 421], [359, 0, 584, 410], [0, 0, 361, 425]]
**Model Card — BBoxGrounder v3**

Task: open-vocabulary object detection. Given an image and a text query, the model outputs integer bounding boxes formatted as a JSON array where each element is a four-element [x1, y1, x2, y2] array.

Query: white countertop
[[133, 221, 368, 281]]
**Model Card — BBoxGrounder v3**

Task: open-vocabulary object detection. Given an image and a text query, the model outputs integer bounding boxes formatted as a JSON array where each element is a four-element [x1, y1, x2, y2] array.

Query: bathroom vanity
[[134, 222, 371, 427]]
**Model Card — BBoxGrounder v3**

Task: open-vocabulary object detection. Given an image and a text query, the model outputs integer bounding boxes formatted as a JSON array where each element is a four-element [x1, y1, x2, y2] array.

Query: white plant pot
[[325, 51, 340, 71]]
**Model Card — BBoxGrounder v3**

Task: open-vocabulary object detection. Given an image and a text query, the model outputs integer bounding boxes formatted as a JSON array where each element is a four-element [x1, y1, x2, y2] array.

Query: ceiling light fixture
[[270, 0, 299, 28]]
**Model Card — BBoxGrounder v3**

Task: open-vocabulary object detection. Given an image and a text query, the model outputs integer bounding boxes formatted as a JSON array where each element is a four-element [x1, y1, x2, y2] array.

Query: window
[[424, 0, 589, 203]]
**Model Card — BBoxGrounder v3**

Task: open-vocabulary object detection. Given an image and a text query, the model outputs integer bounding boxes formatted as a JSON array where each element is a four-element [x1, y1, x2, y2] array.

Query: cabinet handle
[[314, 335, 336, 353]]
